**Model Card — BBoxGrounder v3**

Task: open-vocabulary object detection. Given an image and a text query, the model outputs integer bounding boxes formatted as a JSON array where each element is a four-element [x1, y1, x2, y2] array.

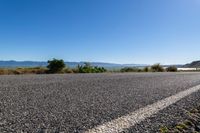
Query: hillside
[[184, 60, 200, 68]]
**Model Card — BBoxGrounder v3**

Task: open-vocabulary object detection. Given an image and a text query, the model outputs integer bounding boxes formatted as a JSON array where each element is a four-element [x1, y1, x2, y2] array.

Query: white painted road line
[[85, 84, 200, 133]]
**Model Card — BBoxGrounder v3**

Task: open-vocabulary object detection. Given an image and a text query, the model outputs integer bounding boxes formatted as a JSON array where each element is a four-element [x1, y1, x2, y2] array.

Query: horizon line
[[0, 59, 191, 65]]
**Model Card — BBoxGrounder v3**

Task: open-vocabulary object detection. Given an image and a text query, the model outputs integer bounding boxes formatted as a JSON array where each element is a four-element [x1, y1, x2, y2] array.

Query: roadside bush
[[76, 62, 107, 73], [166, 66, 178, 72], [77, 63, 92, 73], [143, 66, 149, 72], [120, 67, 141, 72], [47, 58, 65, 73], [151, 64, 164, 72]]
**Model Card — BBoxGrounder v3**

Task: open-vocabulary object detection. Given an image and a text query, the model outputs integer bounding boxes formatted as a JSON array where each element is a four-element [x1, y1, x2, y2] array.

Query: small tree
[[47, 58, 65, 73], [143, 66, 149, 72], [151, 64, 164, 72], [166, 66, 177, 72]]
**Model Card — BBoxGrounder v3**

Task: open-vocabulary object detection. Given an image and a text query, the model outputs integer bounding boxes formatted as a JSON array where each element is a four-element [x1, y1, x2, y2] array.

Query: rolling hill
[[184, 60, 200, 68]]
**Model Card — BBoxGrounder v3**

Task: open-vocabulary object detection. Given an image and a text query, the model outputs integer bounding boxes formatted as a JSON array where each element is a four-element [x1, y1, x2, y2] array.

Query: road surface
[[1, 73, 200, 132]]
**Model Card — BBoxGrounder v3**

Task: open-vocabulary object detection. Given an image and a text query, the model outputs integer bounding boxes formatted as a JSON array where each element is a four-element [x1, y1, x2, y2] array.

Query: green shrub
[[78, 63, 92, 73], [120, 67, 141, 72], [93, 66, 107, 73], [143, 66, 149, 72], [151, 64, 164, 72], [47, 58, 66, 73], [166, 66, 177, 72], [76, 62, 107, 73]]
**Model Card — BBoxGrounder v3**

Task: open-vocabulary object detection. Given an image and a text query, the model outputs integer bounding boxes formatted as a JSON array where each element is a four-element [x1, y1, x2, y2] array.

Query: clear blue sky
[[0, 0, 200, 64]]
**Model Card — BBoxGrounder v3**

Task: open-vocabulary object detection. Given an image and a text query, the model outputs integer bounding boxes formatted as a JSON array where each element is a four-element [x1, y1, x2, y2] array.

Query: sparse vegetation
[[47, 58, 65, 73], [159, 106, 200, 133], [0, 60, 107, 75], [166, 66, 178, 72], [63, 68, 74, 73], [151, 64, 164, 72], [2, 59, 200, 75], [75, 62, 107, 73], [120, 64, 165, 73], [120, 67, 142, 72], [159, 126, 169, 133], [0, 67, 47, 75], [143, 66, 149, 72]]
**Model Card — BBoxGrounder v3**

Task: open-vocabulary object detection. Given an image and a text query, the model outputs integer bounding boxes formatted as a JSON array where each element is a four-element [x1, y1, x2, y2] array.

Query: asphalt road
[[1, 72, 200, 133]]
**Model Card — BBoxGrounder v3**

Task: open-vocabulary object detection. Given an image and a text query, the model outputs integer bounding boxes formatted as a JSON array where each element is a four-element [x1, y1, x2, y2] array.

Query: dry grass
[[0, 67, 48, 75]]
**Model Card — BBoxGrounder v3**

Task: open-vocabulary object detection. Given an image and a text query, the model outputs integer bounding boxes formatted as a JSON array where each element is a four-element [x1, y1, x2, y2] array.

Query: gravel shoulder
[[125, 89, 200, 133], [160, 105, 200, 133]]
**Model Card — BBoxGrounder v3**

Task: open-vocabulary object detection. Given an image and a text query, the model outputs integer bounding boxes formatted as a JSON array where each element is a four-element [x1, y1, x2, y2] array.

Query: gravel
[[160, 105, 200, 133], [1, 72, 200, 132]]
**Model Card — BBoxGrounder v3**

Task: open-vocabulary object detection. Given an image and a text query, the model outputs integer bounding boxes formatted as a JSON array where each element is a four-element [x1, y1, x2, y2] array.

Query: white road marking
[[85, 84, 200, 133]]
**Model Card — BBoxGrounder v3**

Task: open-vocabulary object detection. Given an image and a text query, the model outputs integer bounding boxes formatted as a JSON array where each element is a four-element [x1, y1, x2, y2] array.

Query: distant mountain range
[[0, 60, 147, 69], [1, 60, 199, 68], [183, 60, 200, 68]]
